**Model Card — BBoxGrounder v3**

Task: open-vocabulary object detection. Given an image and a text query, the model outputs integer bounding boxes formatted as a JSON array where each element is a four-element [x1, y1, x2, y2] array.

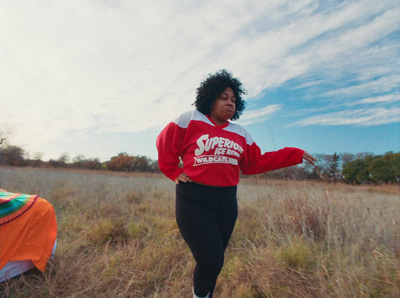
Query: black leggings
[[176, 182, 238, 297]]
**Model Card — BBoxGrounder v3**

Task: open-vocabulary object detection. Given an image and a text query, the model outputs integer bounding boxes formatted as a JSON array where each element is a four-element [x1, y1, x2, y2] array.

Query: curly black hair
[[194, 69, 246, 121]]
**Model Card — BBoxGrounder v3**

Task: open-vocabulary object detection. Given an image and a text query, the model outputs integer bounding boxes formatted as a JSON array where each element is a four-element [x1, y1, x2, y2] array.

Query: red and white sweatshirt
[[156, 110, 304, 187]]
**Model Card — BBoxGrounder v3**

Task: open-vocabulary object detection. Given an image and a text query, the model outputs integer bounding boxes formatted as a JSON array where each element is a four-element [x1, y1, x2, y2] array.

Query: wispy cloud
[[0, 0, 398, 157], [236, 104, 281, 126], [348, 94, 400, 106], [323, 75, 399, 98], [290, 107, 400, 127]]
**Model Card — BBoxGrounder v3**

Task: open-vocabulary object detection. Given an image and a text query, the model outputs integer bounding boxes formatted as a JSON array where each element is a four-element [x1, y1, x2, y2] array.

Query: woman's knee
[[198, 249, 224, 276]]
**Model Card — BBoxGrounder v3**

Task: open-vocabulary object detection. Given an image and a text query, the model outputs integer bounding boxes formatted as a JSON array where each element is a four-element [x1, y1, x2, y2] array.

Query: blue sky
[[1, 0, 399, 162]]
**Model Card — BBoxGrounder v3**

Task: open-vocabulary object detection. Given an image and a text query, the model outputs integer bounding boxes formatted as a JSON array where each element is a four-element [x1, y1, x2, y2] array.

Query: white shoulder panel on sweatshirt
[[173, 110, 213, 128], [224, 122, 255, 145], [173, 110, 254, 145]]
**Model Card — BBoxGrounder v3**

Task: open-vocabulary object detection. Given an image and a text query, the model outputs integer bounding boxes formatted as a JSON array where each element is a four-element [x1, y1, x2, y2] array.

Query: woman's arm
[[156, 122, 185, 181], [240, 144, 315, 175]]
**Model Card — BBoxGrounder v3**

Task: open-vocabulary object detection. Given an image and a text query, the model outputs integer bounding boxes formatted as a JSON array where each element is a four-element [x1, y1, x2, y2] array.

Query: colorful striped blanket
[[0, 189, 38, 225], [0, 189, 57, 277]]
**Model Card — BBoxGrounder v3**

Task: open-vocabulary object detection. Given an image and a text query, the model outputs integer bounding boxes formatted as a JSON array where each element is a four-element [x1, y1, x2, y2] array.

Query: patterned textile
[[0, 189, 38, 225], [0, 189, 57, 274]]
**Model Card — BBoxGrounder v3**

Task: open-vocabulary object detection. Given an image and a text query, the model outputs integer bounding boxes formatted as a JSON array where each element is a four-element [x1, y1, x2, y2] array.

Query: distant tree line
[[0, 132, 398, 183], [0, 146, 160, 173], [342, 152, 400, 184], [243, 151, 399, 184], [0, 132, 159, 173]]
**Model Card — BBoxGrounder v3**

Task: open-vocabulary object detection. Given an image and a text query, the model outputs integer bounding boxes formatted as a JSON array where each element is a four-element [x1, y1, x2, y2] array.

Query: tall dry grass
[[0, 167, 399, 297]]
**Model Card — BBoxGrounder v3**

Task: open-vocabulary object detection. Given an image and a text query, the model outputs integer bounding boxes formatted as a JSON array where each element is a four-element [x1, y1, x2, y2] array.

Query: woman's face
[[209, 87, 236, 125]]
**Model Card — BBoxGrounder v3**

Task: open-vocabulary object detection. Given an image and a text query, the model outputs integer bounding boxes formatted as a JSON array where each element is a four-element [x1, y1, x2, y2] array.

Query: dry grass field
[[0, 166, 399, 297]]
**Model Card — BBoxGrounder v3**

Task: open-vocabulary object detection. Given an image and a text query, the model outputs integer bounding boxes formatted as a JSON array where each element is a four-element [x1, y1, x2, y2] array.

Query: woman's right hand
[[175, 172, 193, 184], [303, 151, 317, 166]]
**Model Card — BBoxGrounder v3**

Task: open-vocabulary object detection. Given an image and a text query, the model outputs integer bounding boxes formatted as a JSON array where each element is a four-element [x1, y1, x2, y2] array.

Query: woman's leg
[[208, 187, 238, 297], [176, 196, 224, 297], [175, 183, 238, 297]]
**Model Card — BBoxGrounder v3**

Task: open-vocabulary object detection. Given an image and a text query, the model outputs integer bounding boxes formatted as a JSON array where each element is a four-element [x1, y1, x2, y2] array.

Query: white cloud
[[290, 107, 400, 127], [236, 104, 281, 126], [322, 75, 399, 99], [0, 0, 398, 158], [223, 0, 399, 94], [348, 94, 400, 105]]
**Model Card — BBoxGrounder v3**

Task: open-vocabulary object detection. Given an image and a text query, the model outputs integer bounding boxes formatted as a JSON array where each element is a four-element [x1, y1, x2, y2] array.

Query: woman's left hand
[[175, 172, 193, 184], [303, 151, 317, 166]]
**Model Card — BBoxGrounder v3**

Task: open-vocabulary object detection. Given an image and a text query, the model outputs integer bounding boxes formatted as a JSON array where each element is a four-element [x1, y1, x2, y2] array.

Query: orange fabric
[[0, 197, 57, 272]]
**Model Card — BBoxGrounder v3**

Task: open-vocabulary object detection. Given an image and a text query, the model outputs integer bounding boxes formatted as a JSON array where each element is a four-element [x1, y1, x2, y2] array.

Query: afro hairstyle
[[194, 69, 246, 121]]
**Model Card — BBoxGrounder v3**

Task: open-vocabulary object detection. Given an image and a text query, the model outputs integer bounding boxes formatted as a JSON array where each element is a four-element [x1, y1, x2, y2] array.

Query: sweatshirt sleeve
[[156, 122, 185, 182], [240, 143, 304, 175]]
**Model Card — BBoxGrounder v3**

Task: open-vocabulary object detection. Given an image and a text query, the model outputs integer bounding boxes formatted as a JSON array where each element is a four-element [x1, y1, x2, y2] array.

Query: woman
[[156, 70, 316, 298]]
